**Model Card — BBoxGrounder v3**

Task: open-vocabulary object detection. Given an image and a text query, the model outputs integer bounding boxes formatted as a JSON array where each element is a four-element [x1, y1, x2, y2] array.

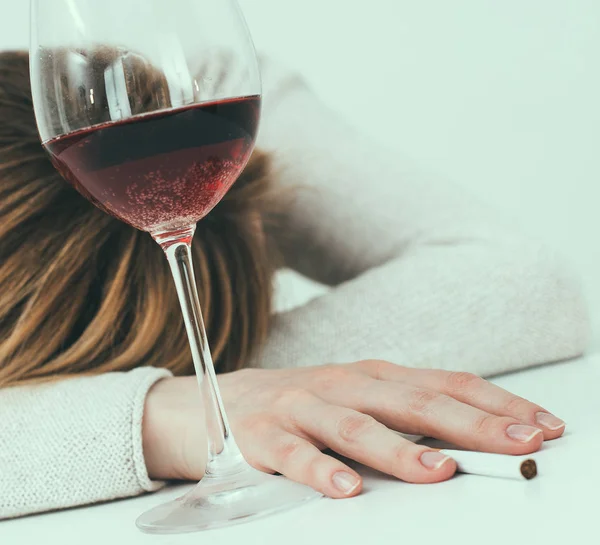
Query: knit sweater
[[0, 58, 590, 519]]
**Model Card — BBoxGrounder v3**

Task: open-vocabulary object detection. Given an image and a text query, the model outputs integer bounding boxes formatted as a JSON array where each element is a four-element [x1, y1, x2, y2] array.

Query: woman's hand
[[143, 361, 565, 497]]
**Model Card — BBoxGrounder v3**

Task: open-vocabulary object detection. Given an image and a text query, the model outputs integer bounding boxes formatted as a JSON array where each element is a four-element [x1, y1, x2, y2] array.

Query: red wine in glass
[[44, 95, 260, 234], [31, 0, 322, 534]]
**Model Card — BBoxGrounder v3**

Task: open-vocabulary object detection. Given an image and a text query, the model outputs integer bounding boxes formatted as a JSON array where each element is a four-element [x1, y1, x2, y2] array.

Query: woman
[[0, 50, 589, 519]]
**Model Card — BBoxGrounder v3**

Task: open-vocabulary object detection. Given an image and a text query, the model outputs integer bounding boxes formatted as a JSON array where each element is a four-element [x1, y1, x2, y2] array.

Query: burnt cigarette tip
[[520, 459, 537, 480]]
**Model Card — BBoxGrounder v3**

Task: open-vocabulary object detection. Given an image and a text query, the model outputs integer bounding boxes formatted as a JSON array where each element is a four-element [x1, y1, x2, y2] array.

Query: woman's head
[[0, 50, 280, 387]]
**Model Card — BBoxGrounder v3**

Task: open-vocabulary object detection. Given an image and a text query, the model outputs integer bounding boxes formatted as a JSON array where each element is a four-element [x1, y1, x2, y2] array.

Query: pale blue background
[[1, 0, 597, 346]]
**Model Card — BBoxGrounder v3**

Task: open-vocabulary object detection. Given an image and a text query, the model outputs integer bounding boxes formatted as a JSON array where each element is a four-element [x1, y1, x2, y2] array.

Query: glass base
[[136, 466, 322, 534]]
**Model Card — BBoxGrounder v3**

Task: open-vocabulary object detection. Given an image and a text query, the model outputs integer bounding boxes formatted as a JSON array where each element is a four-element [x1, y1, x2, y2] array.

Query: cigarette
[[440, 449, 538, 480]]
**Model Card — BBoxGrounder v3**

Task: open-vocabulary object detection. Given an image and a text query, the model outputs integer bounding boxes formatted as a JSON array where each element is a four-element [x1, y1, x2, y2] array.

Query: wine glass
[[29, 0, 321, 534]]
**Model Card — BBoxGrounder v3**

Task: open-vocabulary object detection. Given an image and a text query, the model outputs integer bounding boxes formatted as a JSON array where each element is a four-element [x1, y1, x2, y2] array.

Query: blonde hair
[[0, 50, 281, 387]]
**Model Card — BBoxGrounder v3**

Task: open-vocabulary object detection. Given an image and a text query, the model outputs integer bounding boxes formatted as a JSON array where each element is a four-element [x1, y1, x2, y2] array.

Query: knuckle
[[314, 365, 356, 392], [272, 387, 312, 410], [390, 443, 411, 476], [337, 413, 377, 442], [407, 388, 441, 414], [504, 396, 532, 415], [472, 413, 497, 436], [361, 359, 395, 379], [275, 437, 303, 462], [320, 365, 354, 382], [445, 371, 482, 391]]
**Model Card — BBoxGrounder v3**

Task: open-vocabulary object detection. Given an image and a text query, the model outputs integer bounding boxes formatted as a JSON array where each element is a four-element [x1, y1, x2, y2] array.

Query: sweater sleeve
[[254, 59, 591, 376], [0, 367, 171, 519]]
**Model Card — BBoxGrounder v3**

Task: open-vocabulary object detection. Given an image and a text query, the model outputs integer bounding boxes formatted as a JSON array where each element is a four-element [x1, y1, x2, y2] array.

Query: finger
[[405, 369, 564, 440], [356, 361, 565, 440], [291, 398, 457, 484], [307, 366, 544, 455], [357, 380, 544, 455], [239, 415, 363, 499], [262, 429, 363, 499]]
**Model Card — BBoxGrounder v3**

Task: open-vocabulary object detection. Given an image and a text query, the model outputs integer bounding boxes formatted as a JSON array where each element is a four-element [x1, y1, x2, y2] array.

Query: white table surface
[[2, 353, 598, 545]]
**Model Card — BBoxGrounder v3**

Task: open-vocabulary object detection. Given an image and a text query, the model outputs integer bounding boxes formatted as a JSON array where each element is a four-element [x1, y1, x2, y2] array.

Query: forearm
[[0, 368, 170, 520], [256, 60, 589, 372], [255, 238, 589, 377]]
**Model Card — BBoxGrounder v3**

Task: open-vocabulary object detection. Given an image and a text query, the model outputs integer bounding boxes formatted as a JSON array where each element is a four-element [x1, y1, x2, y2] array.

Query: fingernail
[[332, 471, 360, 495], [535, 412, 565, 431], [506, 424, 543, 443], [420, 451, 452, 470]]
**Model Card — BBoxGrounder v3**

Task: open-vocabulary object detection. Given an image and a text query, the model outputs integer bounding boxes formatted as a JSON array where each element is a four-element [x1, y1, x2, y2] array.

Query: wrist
[[142, 376, 206, 481]]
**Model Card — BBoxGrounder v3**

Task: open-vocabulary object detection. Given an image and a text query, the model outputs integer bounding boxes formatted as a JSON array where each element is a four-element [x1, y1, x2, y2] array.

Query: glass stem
[[154, 226, 246, 477]]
